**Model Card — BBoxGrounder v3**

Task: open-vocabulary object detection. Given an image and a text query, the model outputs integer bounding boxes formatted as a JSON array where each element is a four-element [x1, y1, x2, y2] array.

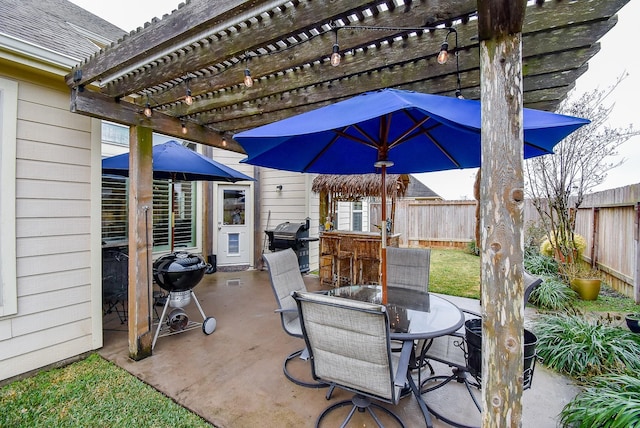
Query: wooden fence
[[370, 183, 640, 300]]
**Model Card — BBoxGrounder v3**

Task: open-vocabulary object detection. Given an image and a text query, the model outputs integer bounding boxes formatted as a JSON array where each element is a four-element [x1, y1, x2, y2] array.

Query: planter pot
[[625, 315, 640, 334], [570, 278, 601, 301]]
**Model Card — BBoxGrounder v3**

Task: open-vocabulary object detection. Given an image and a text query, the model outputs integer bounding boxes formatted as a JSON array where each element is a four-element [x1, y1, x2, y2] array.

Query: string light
[[181, 120, 188, 134], [243, 68, 253, 87], [330, 29, 341, 66], [143, 95, 152, 117], [140, 24, 464, 119], [437, 40, 449, 64]]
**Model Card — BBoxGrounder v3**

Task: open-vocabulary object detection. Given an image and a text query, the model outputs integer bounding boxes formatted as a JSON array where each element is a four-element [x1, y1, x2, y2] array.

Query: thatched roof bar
[[311, 174, 409, 200]]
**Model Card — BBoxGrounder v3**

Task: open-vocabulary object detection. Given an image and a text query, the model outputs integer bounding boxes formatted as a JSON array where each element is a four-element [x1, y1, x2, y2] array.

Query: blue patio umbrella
[[102, 140, 253, 251], [102, 140, 254, 182], [233, 88, 589, 300]]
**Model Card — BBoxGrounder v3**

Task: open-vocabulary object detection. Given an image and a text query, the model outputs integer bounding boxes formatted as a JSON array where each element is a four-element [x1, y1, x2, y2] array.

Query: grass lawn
[[430, 248, 481, 298], [0, 353, 213, 428]]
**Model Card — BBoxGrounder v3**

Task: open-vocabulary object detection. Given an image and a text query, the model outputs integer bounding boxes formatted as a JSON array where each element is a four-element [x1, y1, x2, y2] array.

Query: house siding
[[0, 69, 100, 381], [258, 169, 320, 272]]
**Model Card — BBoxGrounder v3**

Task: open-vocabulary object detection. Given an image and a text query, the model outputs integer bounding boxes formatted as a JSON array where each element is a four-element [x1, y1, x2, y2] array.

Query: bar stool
[[353, 238, 380, 285], [319, 236, 338, 286], [321, 235, 353, 287]]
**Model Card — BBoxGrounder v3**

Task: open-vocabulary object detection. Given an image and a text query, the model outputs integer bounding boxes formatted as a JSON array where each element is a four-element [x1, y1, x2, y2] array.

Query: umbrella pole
[[381, 165, 387, 305], [171, 174, 175, 253]]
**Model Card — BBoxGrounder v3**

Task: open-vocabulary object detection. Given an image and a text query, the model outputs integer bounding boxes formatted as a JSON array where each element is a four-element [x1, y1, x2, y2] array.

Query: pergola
[[66, 0, 628, 425]]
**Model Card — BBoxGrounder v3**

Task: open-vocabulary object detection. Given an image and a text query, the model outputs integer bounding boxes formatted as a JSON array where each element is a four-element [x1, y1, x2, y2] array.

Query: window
[[102, 176, 128, 243], [0, 77, 18, 317], [101, 175, 196, 250], [101, 121, 129, 146], [352, 201, 363, 232]]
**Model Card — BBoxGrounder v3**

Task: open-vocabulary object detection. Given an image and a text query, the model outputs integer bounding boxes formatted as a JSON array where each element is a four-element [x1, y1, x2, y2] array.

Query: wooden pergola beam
[[70, 89, 244, 152]]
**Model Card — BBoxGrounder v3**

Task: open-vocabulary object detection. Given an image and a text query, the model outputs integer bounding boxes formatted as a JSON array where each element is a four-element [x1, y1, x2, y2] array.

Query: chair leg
[[315, 394, 405, 428], [284, 348, 328, 389], [420, 368, 482, 428]]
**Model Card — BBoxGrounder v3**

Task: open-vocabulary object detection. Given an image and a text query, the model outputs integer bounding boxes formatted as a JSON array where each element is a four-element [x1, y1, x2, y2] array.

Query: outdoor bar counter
[[319, 231, 400, 286]]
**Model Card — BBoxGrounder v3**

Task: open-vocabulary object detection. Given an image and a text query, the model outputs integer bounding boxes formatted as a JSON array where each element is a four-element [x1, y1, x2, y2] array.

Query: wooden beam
[[70, 88, 245, 152], [477, 0, 526, 425], [101, 0, 464, 98], [142, 3, 616, 115], [143, 0, 478, 107], [128, 126, 154, 360], [65, 0, 269, 87]]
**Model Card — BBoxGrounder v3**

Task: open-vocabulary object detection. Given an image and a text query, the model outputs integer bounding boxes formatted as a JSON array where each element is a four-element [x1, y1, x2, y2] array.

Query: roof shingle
[[0, 0, 125, 61]]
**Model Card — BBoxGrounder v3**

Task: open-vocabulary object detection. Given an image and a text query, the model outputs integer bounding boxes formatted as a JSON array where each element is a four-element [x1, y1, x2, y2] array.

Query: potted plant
[[625, 313, 640, 334], [561, 262, 602, 301]]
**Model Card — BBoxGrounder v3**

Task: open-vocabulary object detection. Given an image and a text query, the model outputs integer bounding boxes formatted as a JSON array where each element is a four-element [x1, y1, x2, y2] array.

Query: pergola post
[[127, 125, 154, 360], [477, 1, 527, 426]]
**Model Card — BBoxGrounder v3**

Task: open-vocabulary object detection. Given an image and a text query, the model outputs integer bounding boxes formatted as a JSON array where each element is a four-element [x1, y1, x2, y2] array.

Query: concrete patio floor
[[100, 268, 580, 428]]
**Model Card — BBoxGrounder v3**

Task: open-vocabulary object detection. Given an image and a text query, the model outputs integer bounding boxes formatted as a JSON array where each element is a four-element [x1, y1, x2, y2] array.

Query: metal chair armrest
[[394, 340, 413, 388]]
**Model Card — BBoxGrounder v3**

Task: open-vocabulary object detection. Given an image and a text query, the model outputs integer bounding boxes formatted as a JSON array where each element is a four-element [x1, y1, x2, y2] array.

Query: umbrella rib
[[302, 130, 349, 172], [399, 109, 463, 168], [387, 111, 431, 150]]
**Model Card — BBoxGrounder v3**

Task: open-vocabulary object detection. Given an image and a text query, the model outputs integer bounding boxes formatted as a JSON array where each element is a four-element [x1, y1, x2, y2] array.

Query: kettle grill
[[152, 251, 216, 349]]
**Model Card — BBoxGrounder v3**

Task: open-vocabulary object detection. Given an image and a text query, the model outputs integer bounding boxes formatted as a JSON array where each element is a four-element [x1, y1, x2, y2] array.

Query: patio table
[[328, 285, 465, 427]]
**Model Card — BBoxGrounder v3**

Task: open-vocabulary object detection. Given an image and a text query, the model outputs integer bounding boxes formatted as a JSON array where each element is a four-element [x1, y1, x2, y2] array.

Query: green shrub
[[560, 374, 640, 427], [533, 314, 640, 379], [466, 239, 479, 256], [528, 276, 575, 311], [540, 232, 587, 259], [524, 253, 558, 277]]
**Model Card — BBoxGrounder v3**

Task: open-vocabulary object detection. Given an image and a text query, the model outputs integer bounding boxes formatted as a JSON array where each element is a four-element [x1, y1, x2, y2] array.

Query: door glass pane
[[228, 233, 240, 254], [223, 189, 246, 225]]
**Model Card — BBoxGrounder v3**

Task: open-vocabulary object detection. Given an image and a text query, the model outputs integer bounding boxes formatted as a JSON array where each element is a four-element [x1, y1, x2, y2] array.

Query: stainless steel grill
[[265, 218, 318, 273]]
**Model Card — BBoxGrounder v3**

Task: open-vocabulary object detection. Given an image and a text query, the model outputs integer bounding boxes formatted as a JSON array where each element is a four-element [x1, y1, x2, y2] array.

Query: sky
[[69, 0, 640, 200]]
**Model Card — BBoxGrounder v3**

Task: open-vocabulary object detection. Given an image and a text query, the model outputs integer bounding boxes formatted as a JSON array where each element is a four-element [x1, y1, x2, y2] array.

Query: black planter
[[464, 319, 538, 389], [625, 315, 640, 334]]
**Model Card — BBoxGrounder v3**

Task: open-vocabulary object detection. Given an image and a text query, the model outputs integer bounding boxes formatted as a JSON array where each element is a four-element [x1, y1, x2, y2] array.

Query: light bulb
[[330, 44, 341, 66], [181, 121, 188, 134], [243, 69, 253, 87], [143, 103, 152, 117], [185, 89, 193, 106], [437, 41, 449, 64], [222, 138, 227, 147]]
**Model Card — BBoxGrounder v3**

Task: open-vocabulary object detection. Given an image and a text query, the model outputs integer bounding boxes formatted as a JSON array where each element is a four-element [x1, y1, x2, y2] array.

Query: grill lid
[[153, 251, 207, 292], [272, 221, 306, 239]]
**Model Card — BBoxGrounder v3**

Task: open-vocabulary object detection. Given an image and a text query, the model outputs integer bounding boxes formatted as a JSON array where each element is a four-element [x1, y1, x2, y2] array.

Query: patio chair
[[386, 247, 433, 377], [102, 248, 129, 324], [386, 246, 431, 292], [418, 271, 543, 428], [262, 249, 327, 389], [293, 290, 413, 427]]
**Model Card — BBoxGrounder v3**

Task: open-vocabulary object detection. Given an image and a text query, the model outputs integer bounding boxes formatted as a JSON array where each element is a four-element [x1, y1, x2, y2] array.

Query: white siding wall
[[258, 169, 320, 271], [0, 71, 100, 381]]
